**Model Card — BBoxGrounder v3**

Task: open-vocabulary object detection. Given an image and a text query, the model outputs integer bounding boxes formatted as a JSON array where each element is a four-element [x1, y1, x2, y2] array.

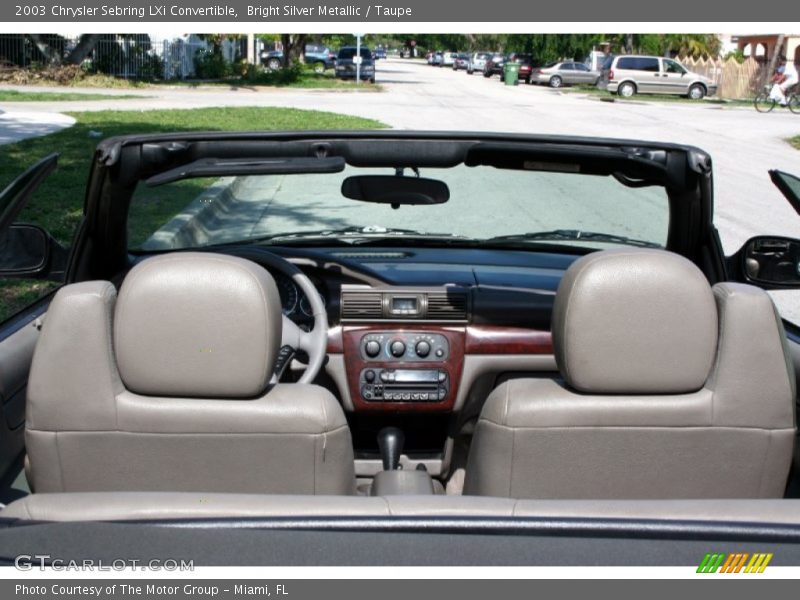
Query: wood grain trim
[[327, 325, 344, 354], [465, 325, 552, 355]]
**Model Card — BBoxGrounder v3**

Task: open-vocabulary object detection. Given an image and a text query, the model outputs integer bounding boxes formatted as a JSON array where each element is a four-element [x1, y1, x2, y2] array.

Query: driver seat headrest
[[114, 252, 282, 398]]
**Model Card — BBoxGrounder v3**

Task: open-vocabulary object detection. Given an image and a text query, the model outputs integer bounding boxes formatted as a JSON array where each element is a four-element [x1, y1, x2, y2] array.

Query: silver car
[[466, 52, 491, 75], [600, 54, 717, 99], [531, 61, 600, 87]]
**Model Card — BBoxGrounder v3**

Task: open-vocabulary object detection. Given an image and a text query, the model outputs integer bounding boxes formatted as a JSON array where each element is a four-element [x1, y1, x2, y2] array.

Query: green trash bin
[[503, 62, 520, 86]]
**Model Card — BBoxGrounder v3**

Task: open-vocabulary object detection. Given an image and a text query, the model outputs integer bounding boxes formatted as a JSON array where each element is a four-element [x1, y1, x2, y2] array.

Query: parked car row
[[429, 49, 718, 99], [261, 43, 384, 83], [431, 50, 590, 86]]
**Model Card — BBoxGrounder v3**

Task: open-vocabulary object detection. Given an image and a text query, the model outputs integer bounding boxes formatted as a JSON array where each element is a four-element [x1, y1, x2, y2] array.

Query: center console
[[338, 286, 470, 413], [342, 325, 465, 412], [358, 331, 451, 402]]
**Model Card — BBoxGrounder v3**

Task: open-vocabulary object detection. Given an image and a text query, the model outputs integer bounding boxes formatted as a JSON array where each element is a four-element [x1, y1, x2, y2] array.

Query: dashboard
[[247, 246, 577, 420], [262, 245, 577, 330], [163, 244, 577, 462]]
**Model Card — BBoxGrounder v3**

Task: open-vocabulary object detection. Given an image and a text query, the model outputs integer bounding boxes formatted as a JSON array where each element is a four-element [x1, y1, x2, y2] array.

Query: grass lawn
[[791, 136, 800, 151], [0, 89, 144, 102], [559, 84, 755, 107], [0, 106, 386, 320]]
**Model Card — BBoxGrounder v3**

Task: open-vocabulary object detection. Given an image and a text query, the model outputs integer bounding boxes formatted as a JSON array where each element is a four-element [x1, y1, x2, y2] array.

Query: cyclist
[[771, 57, 798, 106]]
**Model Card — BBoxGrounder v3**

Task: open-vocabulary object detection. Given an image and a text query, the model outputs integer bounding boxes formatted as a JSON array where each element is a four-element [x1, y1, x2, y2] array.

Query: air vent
[[331, 251, 410, 259], [341, 291, 383, 320], [426, 292, 468, 321]]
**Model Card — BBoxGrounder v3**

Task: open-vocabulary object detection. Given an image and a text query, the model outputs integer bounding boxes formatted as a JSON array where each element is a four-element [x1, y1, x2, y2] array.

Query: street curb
[[141, 177, 236, 250], [566, 92, 756, 111]]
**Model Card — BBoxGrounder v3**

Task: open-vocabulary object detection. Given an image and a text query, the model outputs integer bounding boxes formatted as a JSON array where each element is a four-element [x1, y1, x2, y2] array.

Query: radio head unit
[[359, 368, 449, 402]]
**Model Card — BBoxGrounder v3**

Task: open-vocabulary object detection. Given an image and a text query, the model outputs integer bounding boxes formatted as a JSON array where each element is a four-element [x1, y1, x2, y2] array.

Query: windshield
[[128, 165, 669, 251], [338, 47, 372, 59]]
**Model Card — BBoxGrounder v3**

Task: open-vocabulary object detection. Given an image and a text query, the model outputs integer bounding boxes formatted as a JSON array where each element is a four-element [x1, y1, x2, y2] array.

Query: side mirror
[[0, 224, 67, 280], [734, 236, 800, 288]]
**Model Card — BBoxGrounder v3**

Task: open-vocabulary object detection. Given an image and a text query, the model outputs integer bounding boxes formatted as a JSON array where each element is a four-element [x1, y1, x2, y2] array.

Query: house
[[732, 34, 800, 63]]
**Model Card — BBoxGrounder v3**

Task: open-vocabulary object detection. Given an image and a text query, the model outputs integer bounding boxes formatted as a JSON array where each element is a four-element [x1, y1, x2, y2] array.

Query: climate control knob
[[365, 340, 381, 358], [415, 340, 431, 357], [390, 340, 406, 358]]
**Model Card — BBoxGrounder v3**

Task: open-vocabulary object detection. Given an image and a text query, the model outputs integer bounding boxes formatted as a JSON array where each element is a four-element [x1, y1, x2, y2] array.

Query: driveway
[[0, 110, 74, 144]]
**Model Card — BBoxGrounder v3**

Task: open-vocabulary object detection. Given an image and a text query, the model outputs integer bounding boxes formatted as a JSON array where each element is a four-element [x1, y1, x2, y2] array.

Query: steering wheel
[[226, 248, 328, 384]]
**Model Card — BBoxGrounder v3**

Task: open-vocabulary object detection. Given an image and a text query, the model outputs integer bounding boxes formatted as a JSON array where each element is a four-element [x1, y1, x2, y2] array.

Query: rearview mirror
[[738, 236, 800, 287], [341, 175, 450, 206], [0, 223, 67, 280]]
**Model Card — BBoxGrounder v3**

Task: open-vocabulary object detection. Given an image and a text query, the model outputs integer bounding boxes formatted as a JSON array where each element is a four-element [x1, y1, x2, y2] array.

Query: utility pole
[[247, 33, 255, 65]]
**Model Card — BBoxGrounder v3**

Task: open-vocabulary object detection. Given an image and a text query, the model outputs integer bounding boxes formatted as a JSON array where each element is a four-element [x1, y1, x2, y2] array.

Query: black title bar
[[3, 0, 769, 22]]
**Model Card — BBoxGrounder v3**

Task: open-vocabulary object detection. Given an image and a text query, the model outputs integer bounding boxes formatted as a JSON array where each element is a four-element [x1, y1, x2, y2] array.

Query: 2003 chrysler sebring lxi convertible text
[[0, 131, 797, 565]]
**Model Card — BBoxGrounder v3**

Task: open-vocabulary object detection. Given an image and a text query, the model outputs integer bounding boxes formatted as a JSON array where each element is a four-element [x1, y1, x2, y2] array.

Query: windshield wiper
[[483, 229, 660, 248], [237, 226, 472, 246]]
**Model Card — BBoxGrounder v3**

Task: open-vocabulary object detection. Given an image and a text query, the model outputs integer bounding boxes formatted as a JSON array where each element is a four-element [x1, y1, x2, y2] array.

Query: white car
[[466, 52, 491, 74], [441, 51, 456, 67]]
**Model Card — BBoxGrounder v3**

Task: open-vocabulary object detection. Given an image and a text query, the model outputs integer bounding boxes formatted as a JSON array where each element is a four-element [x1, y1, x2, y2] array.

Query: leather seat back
[[25, 253, 356, 495], [464, 249, 796, 499]]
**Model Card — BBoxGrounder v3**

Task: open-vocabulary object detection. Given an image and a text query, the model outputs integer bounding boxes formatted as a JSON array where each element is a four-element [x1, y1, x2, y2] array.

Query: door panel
[[0, 153, 63, 490], [0, 313, 43, 482], [661, 59, 690, 94], [784, 336, 800, 497], [571, 64, 595, 84]]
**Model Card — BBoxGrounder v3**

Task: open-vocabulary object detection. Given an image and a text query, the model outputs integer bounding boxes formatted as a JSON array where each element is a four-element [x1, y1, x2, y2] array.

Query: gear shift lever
[[377, 427, 404, 471]]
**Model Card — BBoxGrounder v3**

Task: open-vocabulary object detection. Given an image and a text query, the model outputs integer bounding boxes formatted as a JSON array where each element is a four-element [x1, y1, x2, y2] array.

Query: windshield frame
[[81, 131, 714, 279]]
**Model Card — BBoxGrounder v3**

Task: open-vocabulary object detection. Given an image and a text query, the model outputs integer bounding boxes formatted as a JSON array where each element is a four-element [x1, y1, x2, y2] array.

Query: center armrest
[[370, 470, 435, 496]]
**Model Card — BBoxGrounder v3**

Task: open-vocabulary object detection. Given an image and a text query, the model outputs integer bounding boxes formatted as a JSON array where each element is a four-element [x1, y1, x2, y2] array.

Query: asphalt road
[[3, 58, 800, 317]]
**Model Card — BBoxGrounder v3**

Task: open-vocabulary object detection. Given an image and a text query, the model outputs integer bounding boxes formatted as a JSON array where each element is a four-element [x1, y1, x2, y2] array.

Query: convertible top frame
[[73, 131, 717, 284]]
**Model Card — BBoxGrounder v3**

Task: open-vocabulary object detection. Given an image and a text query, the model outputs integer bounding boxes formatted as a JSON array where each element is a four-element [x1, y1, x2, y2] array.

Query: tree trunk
[[765, 33, 786, 84], [28, 34, 61, 65], [280, 34, 308, 69], [65, 34, 101, 65]]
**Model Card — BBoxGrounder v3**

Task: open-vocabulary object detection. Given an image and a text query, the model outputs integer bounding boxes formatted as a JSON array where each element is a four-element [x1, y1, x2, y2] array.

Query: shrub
[[245, 64, 303, 85], [193, 50, 231, 79], [0, 64, 85, 85]]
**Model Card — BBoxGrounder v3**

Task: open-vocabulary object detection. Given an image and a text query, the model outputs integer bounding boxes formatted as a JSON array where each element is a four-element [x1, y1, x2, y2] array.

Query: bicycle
[[754, 83, 800, 113]]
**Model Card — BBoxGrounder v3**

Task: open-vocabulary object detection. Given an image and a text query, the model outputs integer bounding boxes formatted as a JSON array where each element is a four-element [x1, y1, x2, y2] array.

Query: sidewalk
[[0, 110, 75, 145]]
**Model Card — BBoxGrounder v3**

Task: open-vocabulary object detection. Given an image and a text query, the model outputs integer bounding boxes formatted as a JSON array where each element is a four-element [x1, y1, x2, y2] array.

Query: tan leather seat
[[25, 252, 356, 495], [464, 249, 797, 499]]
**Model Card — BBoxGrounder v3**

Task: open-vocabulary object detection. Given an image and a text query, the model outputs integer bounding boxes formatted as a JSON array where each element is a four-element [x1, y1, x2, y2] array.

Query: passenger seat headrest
[[114, 252, 282, 398], [552, 249, 718, 394]]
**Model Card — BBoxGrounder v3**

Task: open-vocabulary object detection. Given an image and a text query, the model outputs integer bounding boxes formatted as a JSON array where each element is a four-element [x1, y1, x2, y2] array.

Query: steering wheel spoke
[[281, 315, 304, 350], [227, 248, 328, 385]]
